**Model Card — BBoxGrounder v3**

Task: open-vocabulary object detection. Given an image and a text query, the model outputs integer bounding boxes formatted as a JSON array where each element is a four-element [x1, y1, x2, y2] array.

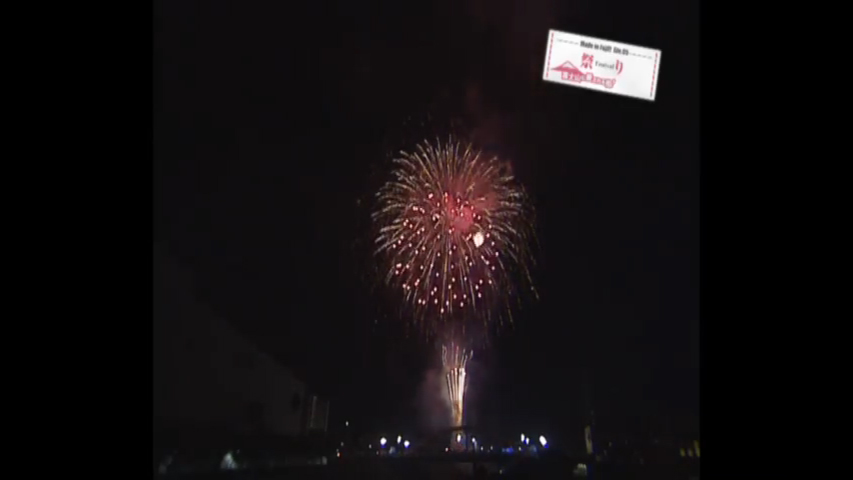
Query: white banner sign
[[543, 29, 662, 101]]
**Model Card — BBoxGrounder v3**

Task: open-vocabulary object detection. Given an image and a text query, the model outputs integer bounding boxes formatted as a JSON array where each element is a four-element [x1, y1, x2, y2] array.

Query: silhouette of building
[[582, 372, 597, 456], [153, 245, 328, 438]]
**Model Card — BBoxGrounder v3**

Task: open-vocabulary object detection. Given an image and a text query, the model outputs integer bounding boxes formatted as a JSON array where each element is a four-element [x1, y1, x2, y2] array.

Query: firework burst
[[372, 137, 535, 337], [442, 342, 471, 428]]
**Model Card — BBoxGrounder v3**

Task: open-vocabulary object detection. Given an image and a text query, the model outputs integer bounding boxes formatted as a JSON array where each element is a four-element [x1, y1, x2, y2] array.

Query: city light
[[404, 440, 410, 448], [397, 435, 402, 445], [345, 421, 349, 427], [220, 451, 238, 470], [539, 436, 548, 447], [457, 434, 462, 443], [380, 437, 387, 447], [521, 434, 525, 442], [525, 437, 530, 445]]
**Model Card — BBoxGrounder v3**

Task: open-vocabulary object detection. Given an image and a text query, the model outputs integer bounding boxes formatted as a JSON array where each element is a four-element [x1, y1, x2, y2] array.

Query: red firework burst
[[373, 137, 535, 337]]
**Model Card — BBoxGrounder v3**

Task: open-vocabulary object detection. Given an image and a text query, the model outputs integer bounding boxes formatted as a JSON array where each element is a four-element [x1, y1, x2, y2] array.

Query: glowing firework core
[[473, 231, 485, 248], [443, 343, 472, 428]]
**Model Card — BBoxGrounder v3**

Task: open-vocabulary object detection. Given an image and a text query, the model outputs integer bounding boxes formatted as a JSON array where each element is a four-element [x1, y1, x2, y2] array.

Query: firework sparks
[[443, 343, 472, 428], [372, 137, 535, 336]]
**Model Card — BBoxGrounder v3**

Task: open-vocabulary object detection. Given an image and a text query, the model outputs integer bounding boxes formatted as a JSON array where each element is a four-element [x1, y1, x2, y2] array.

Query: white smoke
[[414, 368, 452, 431]]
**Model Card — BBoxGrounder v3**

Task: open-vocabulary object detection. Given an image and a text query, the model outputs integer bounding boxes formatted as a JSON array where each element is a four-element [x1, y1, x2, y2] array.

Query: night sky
[[154, 0, 699, 444]]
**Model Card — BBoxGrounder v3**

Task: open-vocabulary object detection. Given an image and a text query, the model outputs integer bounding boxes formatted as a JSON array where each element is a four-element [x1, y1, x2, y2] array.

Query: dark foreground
[[157, 456, 699, 480]]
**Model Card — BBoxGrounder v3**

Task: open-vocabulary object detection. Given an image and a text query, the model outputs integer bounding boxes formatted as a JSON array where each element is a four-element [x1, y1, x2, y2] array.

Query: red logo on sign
[[551, 61, 617, 89], [581, 54, 594, 69]]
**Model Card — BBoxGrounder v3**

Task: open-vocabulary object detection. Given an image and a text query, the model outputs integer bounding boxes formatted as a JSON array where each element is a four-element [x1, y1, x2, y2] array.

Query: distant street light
[[403, 440, 410, 449], [397, 435, 402, 445], [539, 436, 548, 447], [380, 437, 387, 447]]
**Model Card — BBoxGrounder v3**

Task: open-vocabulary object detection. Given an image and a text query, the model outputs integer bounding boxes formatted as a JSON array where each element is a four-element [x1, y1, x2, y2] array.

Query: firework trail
[[372, 137, 535, 337], [442, 342, 472, 428]]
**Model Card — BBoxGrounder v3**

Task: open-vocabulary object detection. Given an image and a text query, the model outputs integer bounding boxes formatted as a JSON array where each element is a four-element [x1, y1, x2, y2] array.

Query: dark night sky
[[154, 0, 699, 442]]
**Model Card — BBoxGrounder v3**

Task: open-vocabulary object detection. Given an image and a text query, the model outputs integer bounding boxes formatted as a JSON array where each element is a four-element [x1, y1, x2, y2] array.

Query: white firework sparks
[[442, 342, 472, 427]]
